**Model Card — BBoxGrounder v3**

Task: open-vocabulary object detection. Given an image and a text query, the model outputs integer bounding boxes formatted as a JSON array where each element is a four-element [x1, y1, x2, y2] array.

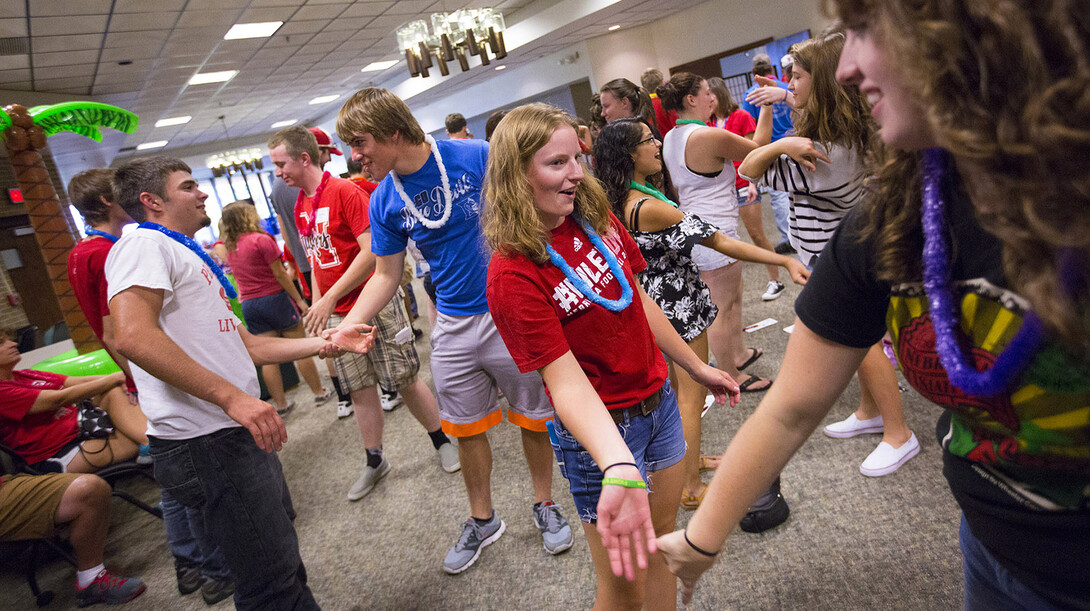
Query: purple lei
[[920, 148, 1044, 397]]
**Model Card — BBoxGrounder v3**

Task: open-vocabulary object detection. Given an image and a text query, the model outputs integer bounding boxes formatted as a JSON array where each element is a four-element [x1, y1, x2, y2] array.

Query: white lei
[[389, 134, 452, 229]]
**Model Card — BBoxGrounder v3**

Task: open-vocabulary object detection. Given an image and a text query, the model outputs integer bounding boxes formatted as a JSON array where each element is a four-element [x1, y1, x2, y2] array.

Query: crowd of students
[[1, 0, 1086, 608]]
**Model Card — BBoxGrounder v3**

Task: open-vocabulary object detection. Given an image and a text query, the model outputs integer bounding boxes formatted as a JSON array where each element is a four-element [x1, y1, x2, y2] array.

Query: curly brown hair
[[791, 32, 875, 153], [829, 0, 1090, 357]]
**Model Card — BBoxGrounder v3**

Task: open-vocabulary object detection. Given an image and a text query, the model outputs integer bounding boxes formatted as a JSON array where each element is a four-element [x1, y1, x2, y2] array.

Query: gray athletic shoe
[[442, 514, 506, 574], [533, 502, 574, 554], [437, 442, 460, 473], [347, 457, 390, 501]]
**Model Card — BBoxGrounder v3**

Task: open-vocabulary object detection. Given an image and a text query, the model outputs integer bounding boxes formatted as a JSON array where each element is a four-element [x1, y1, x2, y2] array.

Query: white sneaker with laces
[[762, 280, 786, 301], [336, 400, 354, 419], [380, 389, 403, 412]]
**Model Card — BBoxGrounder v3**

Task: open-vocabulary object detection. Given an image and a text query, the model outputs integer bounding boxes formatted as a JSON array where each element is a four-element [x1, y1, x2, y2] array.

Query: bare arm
[[334, 250, 406, 328], [739, 137, 832, 182], [28, 372, 125, 415], [752, 101, 774, 147], [701, 233, 809, 285], [304, 231, 377, 336], [111, 285, 287, 452], [237, 323, 335, 366], [657, 319, 867, 603], [269, 259, 308, 313], [100, 314, 136, 381]]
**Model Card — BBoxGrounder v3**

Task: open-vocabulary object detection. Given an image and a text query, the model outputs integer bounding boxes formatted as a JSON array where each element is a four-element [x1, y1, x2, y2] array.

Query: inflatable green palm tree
[[1, 102, 138, 353]]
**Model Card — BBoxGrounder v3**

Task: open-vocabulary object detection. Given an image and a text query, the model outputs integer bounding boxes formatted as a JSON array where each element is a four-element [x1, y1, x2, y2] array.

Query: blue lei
[[139, 222, 238, 300], [84, 228, 119, 243], [545, 220, 632, 312]]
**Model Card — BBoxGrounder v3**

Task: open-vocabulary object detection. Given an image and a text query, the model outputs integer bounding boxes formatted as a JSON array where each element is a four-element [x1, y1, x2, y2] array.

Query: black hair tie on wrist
[[603, 461, 640, 474], [684, 529, 719, 557]]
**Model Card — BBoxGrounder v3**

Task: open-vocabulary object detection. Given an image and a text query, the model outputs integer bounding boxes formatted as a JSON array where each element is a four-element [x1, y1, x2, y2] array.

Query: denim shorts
[[548, 379, 686, 523], [241, 291, 300, 335]]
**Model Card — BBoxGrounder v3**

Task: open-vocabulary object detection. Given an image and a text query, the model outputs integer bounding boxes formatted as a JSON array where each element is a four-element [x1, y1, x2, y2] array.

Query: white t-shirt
[[105, 228, 256, 440]]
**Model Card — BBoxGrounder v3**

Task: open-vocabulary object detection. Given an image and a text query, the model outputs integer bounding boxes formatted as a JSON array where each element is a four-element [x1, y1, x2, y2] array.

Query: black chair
[[15, 324, 37, 353]]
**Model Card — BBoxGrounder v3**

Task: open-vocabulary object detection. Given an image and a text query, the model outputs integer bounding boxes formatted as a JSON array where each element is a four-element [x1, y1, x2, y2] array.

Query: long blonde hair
[[219, 201, 266, 252], [829, 0, 1090, 357], [482, 103, 613, 264]]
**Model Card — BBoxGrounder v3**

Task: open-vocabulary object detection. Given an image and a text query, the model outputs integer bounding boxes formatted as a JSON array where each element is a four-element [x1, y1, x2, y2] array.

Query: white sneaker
[[380, 389, 403, 412], [437, 442, 460, 473], [762, 280, 786, 301], [860, 433, 919, 477], [823, 413, 884, 438], [347, 457, 391, 501], [336, 400, 354, 419]]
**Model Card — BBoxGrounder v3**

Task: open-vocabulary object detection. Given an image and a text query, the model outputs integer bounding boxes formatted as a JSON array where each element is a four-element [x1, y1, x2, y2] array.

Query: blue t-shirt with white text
[[370, 138, 490, 316]]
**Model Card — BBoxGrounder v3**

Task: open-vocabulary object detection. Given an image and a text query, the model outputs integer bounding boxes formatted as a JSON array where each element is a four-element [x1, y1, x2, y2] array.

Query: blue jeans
[[960, 515, 1065, 611], [161, 489, 229, 580], [149, 427, 318, 611], [768, 189, 792, 246], [549, 380, 686, 523]]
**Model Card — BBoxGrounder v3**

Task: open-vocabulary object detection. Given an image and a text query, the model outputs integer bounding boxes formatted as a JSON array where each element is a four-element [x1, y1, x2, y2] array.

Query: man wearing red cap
[[308, 127, 343, 166]]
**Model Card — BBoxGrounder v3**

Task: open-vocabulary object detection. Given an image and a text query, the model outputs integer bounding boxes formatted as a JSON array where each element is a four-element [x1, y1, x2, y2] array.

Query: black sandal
[[738, 375, 772, 393], [738, 347, 763, 371]]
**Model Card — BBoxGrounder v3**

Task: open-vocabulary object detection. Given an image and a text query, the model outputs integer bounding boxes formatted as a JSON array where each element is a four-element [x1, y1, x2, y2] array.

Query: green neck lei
[[629, 180, 677, 208]]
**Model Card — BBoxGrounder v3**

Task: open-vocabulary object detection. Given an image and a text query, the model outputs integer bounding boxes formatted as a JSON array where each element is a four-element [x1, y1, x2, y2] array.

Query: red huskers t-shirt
[[487, 213, 668, 409], [67, 236, 136, 393], [295, 177, 371, 314], [0, 370, 77, 464]]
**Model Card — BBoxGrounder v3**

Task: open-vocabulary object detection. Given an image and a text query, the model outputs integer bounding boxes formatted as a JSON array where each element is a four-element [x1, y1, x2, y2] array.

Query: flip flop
[[739, 375, 773, 393], [738, 348, 763, 371], [699, 455, 719, 473], [680, 482, 708, 511]]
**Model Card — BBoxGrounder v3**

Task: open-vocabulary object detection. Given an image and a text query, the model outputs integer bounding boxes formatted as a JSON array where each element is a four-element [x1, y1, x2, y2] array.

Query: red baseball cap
[[309, 127, 343, 156]]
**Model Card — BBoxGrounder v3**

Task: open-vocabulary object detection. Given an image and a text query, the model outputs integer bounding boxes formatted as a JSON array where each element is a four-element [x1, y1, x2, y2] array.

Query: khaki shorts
[[0, 472, 80, 541], [430, 310, 553, 437], [329, 292, 419, 392]]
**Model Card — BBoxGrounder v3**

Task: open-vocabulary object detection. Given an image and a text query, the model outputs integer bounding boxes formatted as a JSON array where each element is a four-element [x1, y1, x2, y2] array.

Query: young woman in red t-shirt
[[482, 103, 739, 609], [220, 202, 330, 412]]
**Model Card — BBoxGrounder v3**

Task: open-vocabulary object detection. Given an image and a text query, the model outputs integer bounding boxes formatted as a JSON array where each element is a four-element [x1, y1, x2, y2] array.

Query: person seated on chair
[[0, 471, 146, 605], [0, 328, 148, 473]]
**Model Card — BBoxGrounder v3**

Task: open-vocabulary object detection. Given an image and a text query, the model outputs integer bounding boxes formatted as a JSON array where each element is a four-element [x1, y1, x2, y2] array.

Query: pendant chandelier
[[207, 147, 264, 178], [396, 8, 507, 78]]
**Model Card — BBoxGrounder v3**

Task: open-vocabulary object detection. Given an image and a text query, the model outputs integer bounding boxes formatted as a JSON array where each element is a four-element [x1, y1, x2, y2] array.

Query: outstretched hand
[[690, 363, 740, 407], [323, 324, 377, 354], [745, 76, 787, 106], [656, 530, 718, 605], [778, 136, 832, 172], [596, 468, 657, 581], [784, 258, 810, 285], [303, 296, 334, 337]]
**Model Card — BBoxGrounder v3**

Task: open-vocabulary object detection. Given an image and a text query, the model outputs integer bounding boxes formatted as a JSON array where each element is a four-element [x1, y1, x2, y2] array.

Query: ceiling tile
[[247, 0, 301, 6], [321, 16, 374, 31], [104, 29, 170, 48], [35, 76, 95, 90], [33, 63, 98, 79], [237, 7, 296, 22], [31, 33, 103, 53], [30, 0, 112, 16], [278, 19, 331, 35], [32, 50, 89, 68], [0, 18, 28, 37], [0, 68, 31, 82], [108, 12, 180, 33], [113, 0, 187, 13], [100, 44, 162, 62], [384, 0, 435, 15], [294, 4, 350, 21], [186, 0, 250, 9], [4, 81, 34, 91], [367, 14, 413, 29], [97, 58, 155, 74], [177, 10, 242, 30], [341, 3, 394, 18]]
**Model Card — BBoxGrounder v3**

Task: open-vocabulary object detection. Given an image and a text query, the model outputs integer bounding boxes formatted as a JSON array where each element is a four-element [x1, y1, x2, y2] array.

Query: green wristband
[[601, 477, 647, 489]]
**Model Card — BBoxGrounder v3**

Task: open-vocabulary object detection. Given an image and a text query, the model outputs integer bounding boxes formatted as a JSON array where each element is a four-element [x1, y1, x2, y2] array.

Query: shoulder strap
[[628, 197, 652, 232]]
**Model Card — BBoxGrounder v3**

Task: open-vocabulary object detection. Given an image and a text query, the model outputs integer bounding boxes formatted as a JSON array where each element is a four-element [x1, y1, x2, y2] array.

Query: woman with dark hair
[[599, 78, 656, 128], [482, 103, 739, 609], [594, 117, 807, 510], [658, 1, 1090, 608], [707, 77, 784, 301]]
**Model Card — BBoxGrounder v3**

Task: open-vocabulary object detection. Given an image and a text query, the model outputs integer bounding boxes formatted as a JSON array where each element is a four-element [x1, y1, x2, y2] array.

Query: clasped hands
[[319, 323, 377, 354]]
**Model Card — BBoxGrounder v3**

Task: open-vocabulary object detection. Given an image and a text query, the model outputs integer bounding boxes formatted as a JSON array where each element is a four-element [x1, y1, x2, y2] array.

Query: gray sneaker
[[437, 442, 460, 473], [347, 457, 390, 501], [75, 569, 146, 607], [533, 502, 574, 554], [442, 514, 506, 574]]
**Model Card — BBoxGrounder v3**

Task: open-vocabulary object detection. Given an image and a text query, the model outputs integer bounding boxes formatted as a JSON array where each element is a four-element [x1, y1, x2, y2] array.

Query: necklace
[[390, 135, 452, 229], [85, 228, 119, 242], [545, 220, 632, 312], [920, 148, 1043, 396], [139, 222, 238, 300], [676, 119, 708, 127], [295, 171, 331, 237], [629, 180, 677, 208]]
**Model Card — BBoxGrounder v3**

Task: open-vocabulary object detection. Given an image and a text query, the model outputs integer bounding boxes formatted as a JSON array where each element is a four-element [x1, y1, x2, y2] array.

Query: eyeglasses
[[637, 136, 658, 146]]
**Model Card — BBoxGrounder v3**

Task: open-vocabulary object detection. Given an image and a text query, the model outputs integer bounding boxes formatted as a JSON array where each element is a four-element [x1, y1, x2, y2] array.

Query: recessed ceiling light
[[154, 116, 191, 128], [608, 24, 621, 31], [224, 21, 283, 40], [361, 60, 399, 72], [137, 141, 168, 150], [271, 119, 297, 128], [188, 70, 238, 85], [494, 65, 506, 71], [309, 94, 339, 105]]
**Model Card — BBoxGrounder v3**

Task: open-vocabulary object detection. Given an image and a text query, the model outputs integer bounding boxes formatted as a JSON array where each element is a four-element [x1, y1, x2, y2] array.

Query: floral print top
[[627, 198, 719, 341]]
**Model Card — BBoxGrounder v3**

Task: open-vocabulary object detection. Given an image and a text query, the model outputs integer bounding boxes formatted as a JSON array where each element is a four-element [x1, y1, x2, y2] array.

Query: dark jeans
[[149, 427, 319, 610], [960, 515, 1064, 611]]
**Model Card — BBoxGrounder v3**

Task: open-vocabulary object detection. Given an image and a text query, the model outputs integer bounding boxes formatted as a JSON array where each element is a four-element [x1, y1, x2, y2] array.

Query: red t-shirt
[[0, 370, 77, 464], [67, 236, 136, 393], [487, 214, 668, 409], [295, 176, 371, 314], [348, 176, 379, 195], [723, 109, 757, 189], [226, 232, 284, 301], [651, 94, 677, 137]]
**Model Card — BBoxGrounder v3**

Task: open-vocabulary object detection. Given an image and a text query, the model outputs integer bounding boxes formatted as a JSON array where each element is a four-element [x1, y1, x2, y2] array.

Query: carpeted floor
[[1, 202, 964, 610]]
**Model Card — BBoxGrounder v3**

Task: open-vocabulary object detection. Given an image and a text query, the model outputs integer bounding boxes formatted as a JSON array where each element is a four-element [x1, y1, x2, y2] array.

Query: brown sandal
[[680, 482, 708, 511], [699, 455, 720, 473]]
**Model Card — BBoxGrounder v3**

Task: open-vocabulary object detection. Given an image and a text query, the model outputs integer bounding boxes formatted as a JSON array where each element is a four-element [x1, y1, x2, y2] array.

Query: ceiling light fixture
[[396, 8, 506, 78], [309, 94, 339, 105], [224, 21, 283, 40], [271, 119, 298, 128], [154, 116, 192, 128], [361, 60, 399, 72], [206, 147, 265, 177], [137, 141, 168, 150], [608, 24, 621, 31], [188, 70, 238, 85]]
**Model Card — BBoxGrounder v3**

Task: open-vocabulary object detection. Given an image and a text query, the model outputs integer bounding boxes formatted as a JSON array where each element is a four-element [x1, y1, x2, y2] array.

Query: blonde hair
[[791, 32, 875, 153], [268, 125, 319, 165], [829, 0, 1090, 357], [219, 201, 266, 252], [336, 88, 425, 145], [482, 103, 613, 264]]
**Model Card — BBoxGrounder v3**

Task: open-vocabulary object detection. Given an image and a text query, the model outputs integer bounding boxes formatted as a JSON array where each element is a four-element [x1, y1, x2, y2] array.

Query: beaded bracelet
[[601, 477, 647, 489], [603, 461, 640, 474], [684, 530, 719, 557]]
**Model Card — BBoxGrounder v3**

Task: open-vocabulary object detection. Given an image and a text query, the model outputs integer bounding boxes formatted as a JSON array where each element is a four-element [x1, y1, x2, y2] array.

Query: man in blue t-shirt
[[329, 88, 573, 574], [740, 53, 794, 253]]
